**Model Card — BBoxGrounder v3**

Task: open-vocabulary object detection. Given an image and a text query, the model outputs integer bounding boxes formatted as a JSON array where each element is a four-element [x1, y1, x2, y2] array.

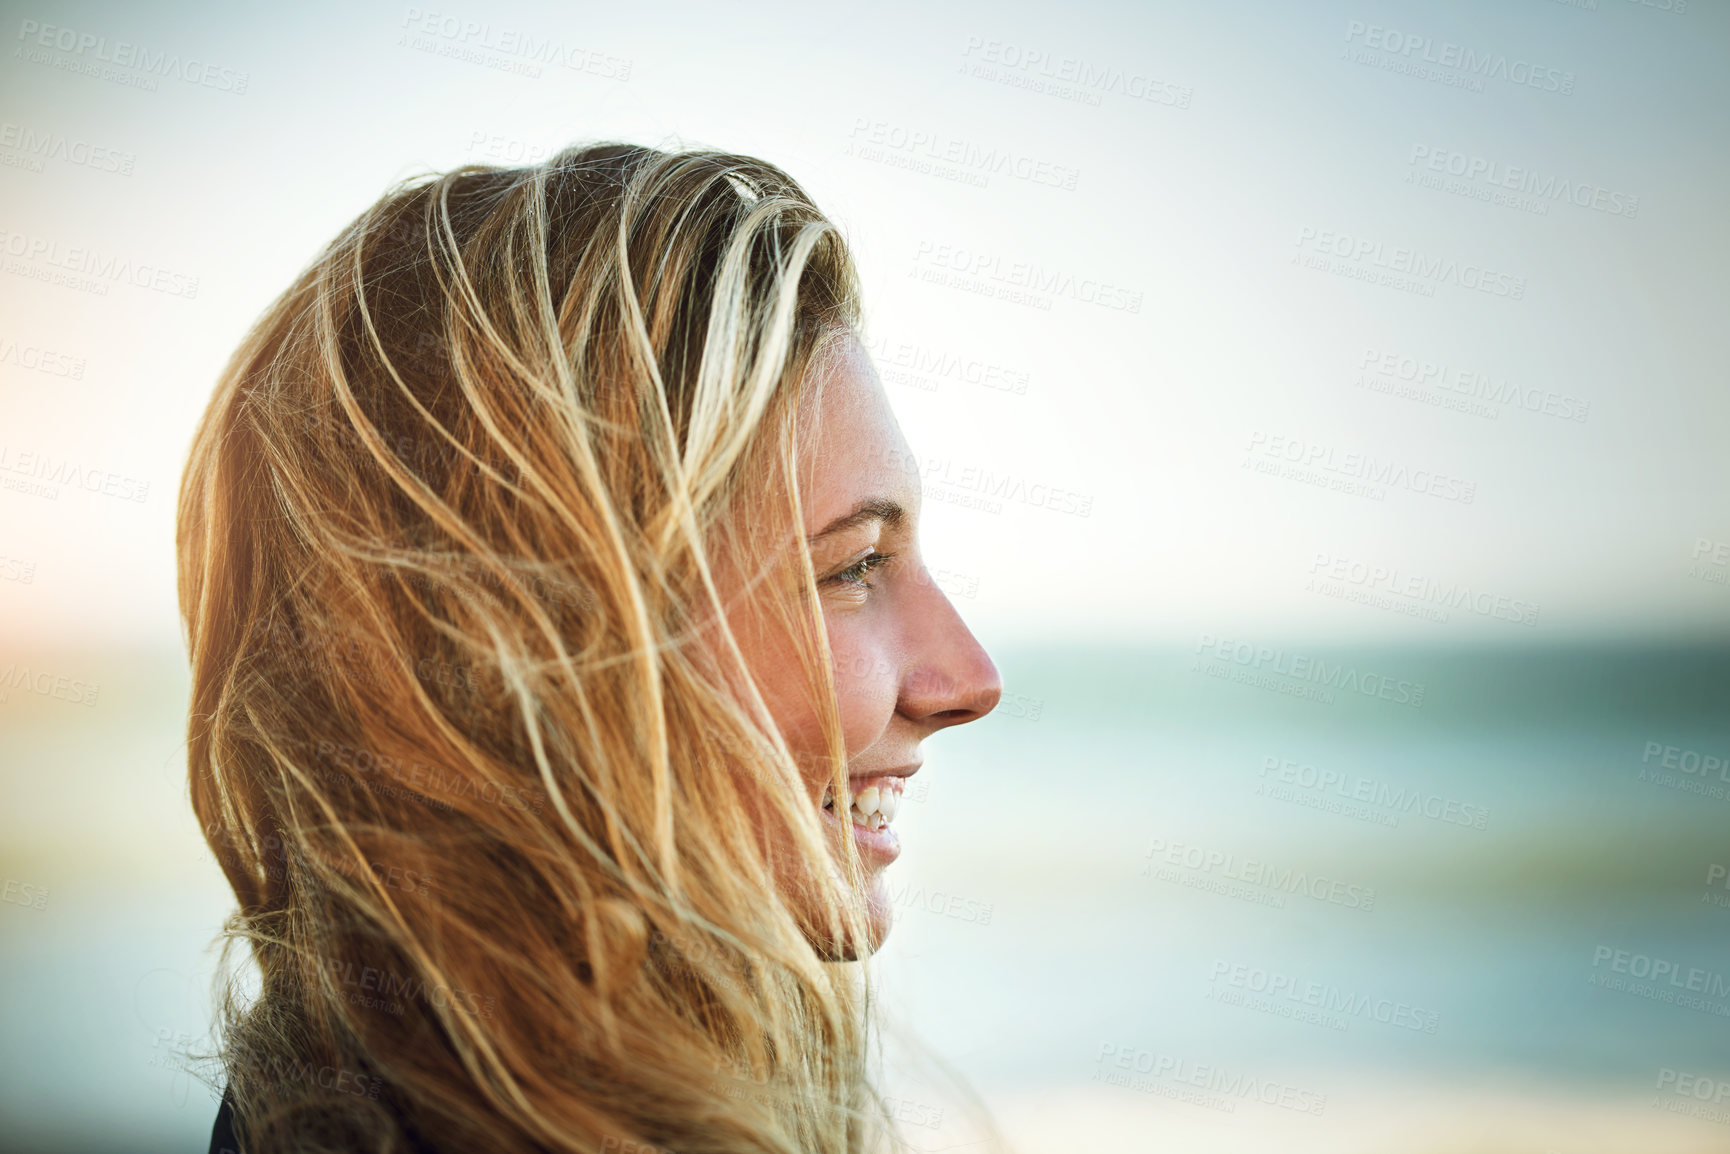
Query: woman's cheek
[[827, 627, 899, 753]]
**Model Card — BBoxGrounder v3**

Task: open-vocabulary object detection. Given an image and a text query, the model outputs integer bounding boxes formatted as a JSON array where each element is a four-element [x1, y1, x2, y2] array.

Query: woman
[[178, 142, 1001, 1154]]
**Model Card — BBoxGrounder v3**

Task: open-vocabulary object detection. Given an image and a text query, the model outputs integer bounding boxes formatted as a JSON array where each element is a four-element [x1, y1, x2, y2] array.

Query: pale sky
[[2, 0, 1726, 651]]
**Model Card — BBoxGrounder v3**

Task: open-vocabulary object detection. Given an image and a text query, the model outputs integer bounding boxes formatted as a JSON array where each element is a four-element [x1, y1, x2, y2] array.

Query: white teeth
[[843, 780, 903, 830]]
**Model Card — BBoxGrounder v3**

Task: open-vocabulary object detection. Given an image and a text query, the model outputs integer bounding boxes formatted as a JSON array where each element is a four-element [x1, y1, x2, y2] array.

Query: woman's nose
[[898, 571, 1002, 729]]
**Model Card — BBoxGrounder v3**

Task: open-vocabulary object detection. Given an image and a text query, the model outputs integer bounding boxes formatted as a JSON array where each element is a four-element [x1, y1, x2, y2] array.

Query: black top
[[208, 1090, 240, 1154], [206, 1088, 439, 1153]]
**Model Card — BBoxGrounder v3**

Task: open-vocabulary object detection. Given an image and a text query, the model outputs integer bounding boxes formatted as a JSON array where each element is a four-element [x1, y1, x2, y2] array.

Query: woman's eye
[[829, 551, 896, 589]]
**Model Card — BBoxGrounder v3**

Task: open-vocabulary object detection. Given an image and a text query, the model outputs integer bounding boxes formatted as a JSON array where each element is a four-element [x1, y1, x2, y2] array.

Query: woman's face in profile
[[726, 335, 1003, 954]]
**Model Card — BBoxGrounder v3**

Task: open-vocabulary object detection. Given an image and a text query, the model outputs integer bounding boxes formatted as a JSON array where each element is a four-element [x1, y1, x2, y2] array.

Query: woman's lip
[[850, 763, 921, 785], [820, 804, 901, 866]]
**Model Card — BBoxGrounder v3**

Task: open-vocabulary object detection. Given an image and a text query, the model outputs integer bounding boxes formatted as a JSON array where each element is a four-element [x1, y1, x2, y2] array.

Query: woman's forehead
[[797, 338, 918, 537]]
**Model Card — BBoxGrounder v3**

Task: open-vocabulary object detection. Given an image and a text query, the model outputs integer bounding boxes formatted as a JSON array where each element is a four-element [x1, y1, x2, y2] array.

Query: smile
[[821, 775, 904, 831]]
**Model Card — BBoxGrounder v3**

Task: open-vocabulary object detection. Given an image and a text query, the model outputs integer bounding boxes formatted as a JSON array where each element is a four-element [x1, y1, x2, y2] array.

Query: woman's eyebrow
[[808, 497, 906, 542]]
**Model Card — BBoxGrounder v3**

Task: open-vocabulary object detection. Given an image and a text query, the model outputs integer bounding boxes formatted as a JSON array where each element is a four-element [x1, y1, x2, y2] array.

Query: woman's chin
[[861, 872, 894, 953], [800, 870, 894, 961]]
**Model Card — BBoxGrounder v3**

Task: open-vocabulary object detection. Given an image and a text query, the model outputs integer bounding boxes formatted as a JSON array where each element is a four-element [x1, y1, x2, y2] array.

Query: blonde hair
[[178, 143, 901, 1153]]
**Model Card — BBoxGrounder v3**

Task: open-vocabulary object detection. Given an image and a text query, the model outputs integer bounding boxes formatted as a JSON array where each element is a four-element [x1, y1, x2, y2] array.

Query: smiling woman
[[726, 337, 1002, 956], [176, 143, 1000, 1154]]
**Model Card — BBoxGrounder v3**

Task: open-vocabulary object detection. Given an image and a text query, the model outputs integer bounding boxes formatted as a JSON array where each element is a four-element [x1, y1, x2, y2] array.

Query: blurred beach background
[[3, 0, 1728, 1150]]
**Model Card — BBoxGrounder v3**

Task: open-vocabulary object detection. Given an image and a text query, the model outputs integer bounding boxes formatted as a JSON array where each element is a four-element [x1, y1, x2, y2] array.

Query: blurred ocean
[[3, 641, 1729, 1152]]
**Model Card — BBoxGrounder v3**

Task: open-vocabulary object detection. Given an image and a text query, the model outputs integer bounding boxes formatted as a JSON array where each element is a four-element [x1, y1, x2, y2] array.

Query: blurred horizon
[[6, 638, 1730, 1151]]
